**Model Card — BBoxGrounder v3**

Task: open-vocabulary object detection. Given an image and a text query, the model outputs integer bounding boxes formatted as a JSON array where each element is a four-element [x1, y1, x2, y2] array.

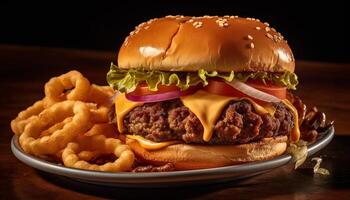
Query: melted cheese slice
[[180, 90, 276, 142], [282, 99, 300, 142], [114, 93, 143, 133], [126, 135, 180, 150], [114, 90, 300, 150]]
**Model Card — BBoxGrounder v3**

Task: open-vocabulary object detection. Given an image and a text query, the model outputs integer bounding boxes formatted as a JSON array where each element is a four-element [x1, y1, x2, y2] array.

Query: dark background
[[0, 1, 348, 63]]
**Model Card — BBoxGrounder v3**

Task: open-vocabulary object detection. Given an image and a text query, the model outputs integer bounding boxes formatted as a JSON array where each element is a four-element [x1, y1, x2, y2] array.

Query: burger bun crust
[[126, 136, 288, 170], [118, 16, 295, 73]]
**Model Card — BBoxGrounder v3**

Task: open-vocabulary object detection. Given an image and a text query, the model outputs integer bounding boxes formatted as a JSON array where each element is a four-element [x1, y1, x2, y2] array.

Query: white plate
[[11, 126, 334, 187]]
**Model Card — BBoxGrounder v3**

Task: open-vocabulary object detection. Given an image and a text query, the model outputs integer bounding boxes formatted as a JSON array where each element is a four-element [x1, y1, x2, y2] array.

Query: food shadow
[[36, 170, 260, 199]]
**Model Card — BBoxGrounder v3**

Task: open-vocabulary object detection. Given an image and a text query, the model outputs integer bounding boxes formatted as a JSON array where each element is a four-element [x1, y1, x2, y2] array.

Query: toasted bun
[[118, 15, 295, 73], [126, 136, 288, 170]]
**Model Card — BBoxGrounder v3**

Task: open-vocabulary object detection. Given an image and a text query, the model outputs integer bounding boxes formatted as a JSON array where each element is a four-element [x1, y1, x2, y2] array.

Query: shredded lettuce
[[107, 63, 298, 93]]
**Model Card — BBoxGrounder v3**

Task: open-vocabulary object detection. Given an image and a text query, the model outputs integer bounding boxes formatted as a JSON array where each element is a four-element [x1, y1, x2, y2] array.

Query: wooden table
[[1, 45, 349, 199]]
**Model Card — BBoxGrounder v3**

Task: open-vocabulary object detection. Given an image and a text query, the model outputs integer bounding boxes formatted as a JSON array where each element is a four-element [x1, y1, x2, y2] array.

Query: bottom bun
[[126, 136, 288, 170]]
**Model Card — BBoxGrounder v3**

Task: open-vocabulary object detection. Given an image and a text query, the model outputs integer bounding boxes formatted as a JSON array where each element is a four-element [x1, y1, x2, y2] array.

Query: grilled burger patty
[[123, 99, 294, 144]]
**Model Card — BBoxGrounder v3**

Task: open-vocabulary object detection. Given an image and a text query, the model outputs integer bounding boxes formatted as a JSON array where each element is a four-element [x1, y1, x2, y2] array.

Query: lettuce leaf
[[107, 63, 298, 93]]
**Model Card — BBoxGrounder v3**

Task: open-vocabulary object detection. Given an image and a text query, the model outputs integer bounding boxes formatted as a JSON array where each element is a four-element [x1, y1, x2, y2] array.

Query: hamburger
[[107, 15, 301, 170]]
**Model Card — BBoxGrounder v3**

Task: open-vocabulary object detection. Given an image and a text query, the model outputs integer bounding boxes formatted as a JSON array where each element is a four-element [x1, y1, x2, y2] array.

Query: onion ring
[[62, 135, 134, 172], [19, 101, 92, 156], [11, 99, 46, 135], [86, 84, 115, 106], [83, 123, 117, 138], [86, 103, 110, 123], [44, 71, 90, 105], [40, 117, 73, 137]]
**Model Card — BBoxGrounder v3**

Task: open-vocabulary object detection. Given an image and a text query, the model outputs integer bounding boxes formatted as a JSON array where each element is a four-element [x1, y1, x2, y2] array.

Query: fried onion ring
[[86, 84, 114, 106], [62, 135, 134, 172], [44, 71, 90, 105], [86, 103, 110, 123], [84, 84, 114, 123], [11, 99, 46, 135], [19, 101, 92, 156], [84, 123, 117, 138], [40, 117, 73, 137]]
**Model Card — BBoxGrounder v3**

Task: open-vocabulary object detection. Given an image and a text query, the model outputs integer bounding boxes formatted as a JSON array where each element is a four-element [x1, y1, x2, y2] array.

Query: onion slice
[[125, 85, 200, 103], [225, 80, 281, 103], [126, 90, 183, 103]]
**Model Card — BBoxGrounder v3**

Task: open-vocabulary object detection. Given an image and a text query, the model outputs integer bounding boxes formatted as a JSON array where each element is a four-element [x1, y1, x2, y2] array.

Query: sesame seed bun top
[[117, 15, 295, 73]]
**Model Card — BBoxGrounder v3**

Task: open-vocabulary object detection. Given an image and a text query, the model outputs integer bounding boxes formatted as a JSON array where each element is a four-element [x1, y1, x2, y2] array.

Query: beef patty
[[123, 99, 294, 144]]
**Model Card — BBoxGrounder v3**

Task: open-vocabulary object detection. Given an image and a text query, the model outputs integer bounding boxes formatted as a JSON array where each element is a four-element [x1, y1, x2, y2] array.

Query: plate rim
[[11, 126, 334, 182]]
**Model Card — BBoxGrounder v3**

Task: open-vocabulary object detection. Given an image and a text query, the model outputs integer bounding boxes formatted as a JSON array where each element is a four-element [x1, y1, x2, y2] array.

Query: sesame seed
[[264, 22, 270, 26], [277, 32, 284, 39], [218, 18, 228, 22], [255, 19, 260, 22], [265, 27, 270, 32], [216, 18, 229, 27], [138, 22, 146, 27], [189, 19, 194, 23], [124, 38, 129, 46], [193, 21, 203, 28], [255, 26, 261, 30], [219, 22, 229, 27], [224, 15, 230, 18], [147, 19, 155, 24], [246, 35, 253, 40], [130, 31, 135, 36], [271, 28, 276, 32], [144, 26, 149, 30], [266, 33, 273, 39], [249, 43, 255, 48]]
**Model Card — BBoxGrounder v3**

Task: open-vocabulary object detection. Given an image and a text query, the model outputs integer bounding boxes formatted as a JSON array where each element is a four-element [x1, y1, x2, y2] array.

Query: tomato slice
[[203, 79, 287, 99], [246, 80, 287, 99], [129, 83, 201, 97], [203, 79, 247, 98]]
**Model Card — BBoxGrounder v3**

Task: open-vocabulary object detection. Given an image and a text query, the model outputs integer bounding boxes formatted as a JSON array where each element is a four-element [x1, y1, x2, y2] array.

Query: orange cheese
[[114, 93, 143, 133], [282, 99, 300, 142], [180, 90, 277, 142], [126, 135, 180, 150], [114, 90, 299, 150]]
